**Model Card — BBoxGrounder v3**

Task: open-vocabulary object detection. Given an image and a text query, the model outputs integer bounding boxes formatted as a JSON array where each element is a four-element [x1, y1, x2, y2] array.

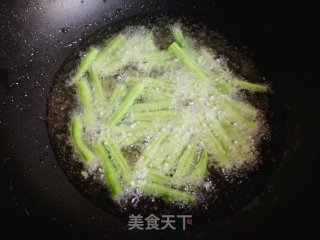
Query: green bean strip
[[127, 77, 174, 92], [103, 59, 127, 77], [130, 100, 172, 113], [147, 168, 190, 190], [71, 47, 99, 85], [105, 142, 130, 185], [140, 89, 172, 101], [108, 84, 127, 111], [146, 168, 172, 185], [139, 182, 194, 203], [190, 148, 208, 180], [88, 67, 105, 105], [135, 132, 168, 167], [95, 142, 122, 197], [218, 120, 256, 157], [112, 129, 152, 147], [204, 130, 228, 166], [216, 100, 257, 129], [96, 34, 126, 63], [107, 83, 144, 126], [207, 117, 241, 157], [70, 116, 95, 161], [111, 122, 157, 135], [168, 42, 208, 81], [225, 98, 258, 120], [162, 132, 192, 173], [131, 110, 178, 122], [233, 79, 268, 93], [208, 73, 236, 95], [174, 139, 197, 178], [148, 137, 174, 169], [172, 26, 190, 48], [139, 51, 174, 63], [77, 79, 95, 125]]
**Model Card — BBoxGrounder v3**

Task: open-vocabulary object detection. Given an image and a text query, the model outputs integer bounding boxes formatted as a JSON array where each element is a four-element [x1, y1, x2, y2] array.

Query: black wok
[[0, 1, 318, 239]]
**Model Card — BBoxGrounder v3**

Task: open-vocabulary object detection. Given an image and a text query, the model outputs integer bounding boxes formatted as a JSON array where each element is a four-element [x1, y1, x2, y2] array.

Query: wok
[[0, 0, 318, 239]]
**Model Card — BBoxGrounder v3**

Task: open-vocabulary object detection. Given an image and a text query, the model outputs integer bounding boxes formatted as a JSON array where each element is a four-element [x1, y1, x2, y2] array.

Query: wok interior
[[48, 16, 278, 222]]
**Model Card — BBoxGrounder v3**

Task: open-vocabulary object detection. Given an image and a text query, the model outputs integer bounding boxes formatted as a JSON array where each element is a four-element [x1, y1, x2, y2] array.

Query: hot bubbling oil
[[48, 17, 271, 220]]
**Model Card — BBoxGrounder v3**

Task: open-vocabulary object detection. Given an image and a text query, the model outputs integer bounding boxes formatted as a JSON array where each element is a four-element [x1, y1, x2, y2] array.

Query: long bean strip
[[96, 34, 126, 63], [77, 79, 95, 125], [88, 67, 105, 105], [105, 142, 130, 185], [71, 47, 99, 85], [107, 83, 144, 126], [95, 142, 122, 197], [169, 42, 208, 81], [70, 116, 95, 161], [139, 182, 194, 203]]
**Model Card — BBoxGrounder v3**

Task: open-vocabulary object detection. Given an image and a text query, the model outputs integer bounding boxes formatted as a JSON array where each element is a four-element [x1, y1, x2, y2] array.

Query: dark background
[[0, 0, 318, 239]]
